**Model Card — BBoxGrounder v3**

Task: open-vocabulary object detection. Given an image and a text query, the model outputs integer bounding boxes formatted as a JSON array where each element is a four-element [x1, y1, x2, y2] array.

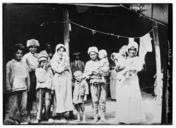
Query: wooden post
[[63, 9, 70, 58], [152, 22, 163, 123]]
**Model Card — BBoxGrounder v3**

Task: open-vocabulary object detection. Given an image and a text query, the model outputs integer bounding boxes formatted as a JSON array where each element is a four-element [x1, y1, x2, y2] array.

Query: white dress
[[51, 53, 73, 113], [110, 69, 117, 99], [116, 57, 145, 124]]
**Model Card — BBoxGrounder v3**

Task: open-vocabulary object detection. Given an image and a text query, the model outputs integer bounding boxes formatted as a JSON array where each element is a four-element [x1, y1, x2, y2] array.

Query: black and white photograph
[[2, 3, 172, 125]]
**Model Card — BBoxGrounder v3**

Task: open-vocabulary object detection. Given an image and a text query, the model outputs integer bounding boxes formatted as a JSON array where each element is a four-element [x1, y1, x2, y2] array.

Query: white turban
[[27, 39, 40, 47], [87, 46, 98, 54]]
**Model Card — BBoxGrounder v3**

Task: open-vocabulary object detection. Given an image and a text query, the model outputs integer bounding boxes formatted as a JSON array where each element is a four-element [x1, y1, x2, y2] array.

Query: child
[[98, 49, 109, 83], [84, 46, 109, 123], [73, 71, 89, 122], [35, 50, 54, 123], [4, 44, 30, 124], [22, 39, 39, 119]]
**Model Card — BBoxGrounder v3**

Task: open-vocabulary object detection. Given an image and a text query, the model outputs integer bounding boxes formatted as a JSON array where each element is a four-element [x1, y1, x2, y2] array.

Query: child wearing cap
[[4, 44, 30, 124], [73, 70, 89, 122], [84, 46, 109, 123], [22, 39, 39, 120], [35, 50, 54, 123]]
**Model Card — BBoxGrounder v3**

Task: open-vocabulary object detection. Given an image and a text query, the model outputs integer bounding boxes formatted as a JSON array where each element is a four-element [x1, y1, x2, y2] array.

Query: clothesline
[[70, 20, 156, 39]]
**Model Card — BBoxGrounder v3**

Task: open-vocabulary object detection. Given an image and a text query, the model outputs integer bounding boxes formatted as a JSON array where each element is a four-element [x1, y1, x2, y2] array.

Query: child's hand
[[84, 95, 87, 101]]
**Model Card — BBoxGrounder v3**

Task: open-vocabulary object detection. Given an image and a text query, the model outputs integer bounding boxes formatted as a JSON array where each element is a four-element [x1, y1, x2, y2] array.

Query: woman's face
[[57, 47, 65, 57], [15, 49, 23, 61], [89, 52, 98, 61], [29, 45, 37, 54], [128, 48, 137, 57]]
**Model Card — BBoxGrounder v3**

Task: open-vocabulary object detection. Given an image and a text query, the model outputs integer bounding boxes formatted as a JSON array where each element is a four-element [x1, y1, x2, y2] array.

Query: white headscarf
[[127, 41, 138, 52], [52, 44, 69, 63]]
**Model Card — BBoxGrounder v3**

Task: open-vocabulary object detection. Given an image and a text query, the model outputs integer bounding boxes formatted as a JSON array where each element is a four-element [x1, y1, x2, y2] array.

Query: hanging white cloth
[[139, 33, 153, 61]]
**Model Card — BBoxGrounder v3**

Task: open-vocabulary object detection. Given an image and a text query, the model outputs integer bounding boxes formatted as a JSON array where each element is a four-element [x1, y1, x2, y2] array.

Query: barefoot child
[[84, 47, 109, 123], [73, 71, 89, 122], [4, 44, 30, 124], [35, 50, 54, 123]]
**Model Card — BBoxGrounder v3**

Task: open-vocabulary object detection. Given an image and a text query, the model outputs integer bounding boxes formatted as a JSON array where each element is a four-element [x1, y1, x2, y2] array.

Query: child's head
[[88, 46, 98, 61], [14, 44, 25, 61], [98, 49, 107, 59], [74, 70, 83, 82], [119, 45, 128, 58], [27, 39, 40, 54], [38, 50, 49, 68]]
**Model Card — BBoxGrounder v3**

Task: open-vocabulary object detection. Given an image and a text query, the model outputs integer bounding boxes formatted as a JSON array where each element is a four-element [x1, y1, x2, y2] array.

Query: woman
[[115, 41, 145, 124], [50, 44, 73, 122]]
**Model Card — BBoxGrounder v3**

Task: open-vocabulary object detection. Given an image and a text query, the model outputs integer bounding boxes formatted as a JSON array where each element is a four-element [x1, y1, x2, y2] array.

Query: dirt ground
[[28, 91, 161, 125]]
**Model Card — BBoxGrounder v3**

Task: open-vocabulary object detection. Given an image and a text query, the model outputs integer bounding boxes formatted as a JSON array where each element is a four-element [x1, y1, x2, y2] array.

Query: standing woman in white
[[50, 44, 73, 122], [115, 41, 145, 124]]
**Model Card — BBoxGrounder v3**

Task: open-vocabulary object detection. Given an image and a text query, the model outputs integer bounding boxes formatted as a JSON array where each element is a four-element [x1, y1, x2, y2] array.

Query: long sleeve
[[6, 62, 12, 92], [84, 61, 92, 78], [99, 62, 109, 73], [49, 69, 54, 90], [35, 68, 48, 83], [26, 70, 30, 91]]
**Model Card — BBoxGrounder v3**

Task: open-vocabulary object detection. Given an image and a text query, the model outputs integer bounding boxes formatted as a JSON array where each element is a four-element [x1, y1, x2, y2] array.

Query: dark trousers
[[27, 71, 36, 113], [4, 90, 28, 124]]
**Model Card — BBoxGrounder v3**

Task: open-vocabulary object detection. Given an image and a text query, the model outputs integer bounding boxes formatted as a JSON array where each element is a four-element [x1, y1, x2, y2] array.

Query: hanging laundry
[[129, 38, 135, 44], [139, 33, 153, 61]]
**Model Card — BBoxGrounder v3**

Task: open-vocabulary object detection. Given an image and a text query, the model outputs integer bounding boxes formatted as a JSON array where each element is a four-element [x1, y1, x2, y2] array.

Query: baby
[[73, 71, 89, 122], [96, 49, 109, 82]]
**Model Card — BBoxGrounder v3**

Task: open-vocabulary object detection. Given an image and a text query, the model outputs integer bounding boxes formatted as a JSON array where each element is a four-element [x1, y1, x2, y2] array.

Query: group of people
[[4, 38, 147, 124]]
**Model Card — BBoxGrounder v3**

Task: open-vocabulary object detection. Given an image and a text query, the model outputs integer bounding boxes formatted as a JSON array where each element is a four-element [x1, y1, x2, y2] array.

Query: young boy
[[35, 50, 54, 123], [73, 70, 89, 122], [4, 44, 30, 124], [22, 39, 39, 120], [84, 46, 109, 123]]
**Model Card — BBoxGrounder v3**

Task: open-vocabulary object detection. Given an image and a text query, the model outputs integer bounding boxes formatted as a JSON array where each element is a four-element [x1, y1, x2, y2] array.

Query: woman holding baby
[[114, 41, 146, 124]]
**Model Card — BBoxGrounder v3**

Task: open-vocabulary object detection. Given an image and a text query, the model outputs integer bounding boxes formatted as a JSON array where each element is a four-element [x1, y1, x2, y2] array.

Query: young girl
[[4, 44, 30, 124], [50, 44, 73, 122], [35, 50, 54, 123], [22, 39, 40, 119], [73, 71, 89, 122]]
